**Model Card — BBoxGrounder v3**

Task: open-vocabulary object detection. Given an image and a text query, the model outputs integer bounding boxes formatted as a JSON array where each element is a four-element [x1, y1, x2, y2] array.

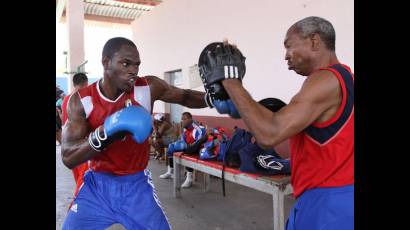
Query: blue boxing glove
[[205, 92, 240, 119], [226, 100, 241, 118], [215, 99, 240, 119], [88, 106, 153, 152], [212, 99, 230, 114]]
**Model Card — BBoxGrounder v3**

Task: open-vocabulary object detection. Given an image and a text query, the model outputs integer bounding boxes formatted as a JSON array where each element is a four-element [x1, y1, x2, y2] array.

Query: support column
[[66, 0, 85, 92]]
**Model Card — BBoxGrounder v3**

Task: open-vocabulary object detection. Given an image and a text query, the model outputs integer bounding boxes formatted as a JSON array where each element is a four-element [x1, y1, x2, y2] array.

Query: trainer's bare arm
[[61, 93, 98, 169], [222, 70, 341, 155], [146, 75, 207, 108]]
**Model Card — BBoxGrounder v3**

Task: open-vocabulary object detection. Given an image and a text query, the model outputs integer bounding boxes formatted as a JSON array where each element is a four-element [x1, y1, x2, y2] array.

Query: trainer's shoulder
[[296, 69, 341, 103], [307, 68, 340, 88], [310, 68, 336, 78]]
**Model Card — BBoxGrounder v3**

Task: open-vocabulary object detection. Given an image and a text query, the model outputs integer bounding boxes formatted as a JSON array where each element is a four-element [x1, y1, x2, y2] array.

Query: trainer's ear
[[310, 33, 321, 51], [102, 56, 111, 70]]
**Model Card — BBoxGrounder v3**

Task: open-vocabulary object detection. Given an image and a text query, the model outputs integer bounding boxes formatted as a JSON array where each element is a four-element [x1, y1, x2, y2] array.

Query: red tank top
[[77, 77, 152, 175], [184, 128, 195, 144], [289, 64, 354, 198]]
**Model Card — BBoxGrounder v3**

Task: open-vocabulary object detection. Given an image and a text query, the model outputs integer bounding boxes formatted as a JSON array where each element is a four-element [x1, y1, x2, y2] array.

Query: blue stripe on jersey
[[182, 121, 205, 142], [305, 64, 354, 144], [192, 121, 205, 140]]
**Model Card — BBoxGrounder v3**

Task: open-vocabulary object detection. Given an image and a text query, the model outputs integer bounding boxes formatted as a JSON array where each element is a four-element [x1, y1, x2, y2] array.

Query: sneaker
[[159, 166, 173, 179], [181, 172, 193, 188], [159, 172, 173, 179]]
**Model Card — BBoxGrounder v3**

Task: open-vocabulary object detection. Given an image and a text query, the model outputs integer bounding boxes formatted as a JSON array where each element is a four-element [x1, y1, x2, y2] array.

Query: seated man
[[159, 112, 206, 188], [152, 113, 178, 160]]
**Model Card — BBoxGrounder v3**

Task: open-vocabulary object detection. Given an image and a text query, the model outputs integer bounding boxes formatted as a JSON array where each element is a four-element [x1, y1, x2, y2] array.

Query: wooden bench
[[173, 152, 293, 230]]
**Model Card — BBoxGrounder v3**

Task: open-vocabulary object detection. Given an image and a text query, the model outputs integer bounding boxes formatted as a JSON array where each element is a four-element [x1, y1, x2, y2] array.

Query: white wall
[[131, 0, 354, 116], [56, 21, 132, 77]]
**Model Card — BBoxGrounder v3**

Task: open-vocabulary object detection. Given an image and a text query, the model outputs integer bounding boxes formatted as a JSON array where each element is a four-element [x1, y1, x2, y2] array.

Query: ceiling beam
[[85, 13, 133, 24], [113, 0, 161, 6], [61, 11, 133, 25]]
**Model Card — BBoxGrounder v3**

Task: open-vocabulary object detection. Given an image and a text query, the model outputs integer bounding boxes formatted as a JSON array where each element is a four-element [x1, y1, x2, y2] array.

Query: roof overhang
[[56, 0, 162, 25]]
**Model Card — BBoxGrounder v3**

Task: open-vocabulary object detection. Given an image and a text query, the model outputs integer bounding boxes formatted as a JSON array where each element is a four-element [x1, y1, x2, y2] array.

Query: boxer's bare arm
[[61, 92, 99, 169], [146, 75, 207, 108]]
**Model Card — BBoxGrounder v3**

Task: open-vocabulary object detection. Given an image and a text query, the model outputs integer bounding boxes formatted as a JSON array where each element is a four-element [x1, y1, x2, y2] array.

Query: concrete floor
[[56, 146, 295, 230]]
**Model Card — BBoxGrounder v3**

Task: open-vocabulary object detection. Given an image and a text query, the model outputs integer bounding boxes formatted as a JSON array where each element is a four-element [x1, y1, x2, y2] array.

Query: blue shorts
[[286, 184, 354, 230], [62, 170, 171, 230]]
